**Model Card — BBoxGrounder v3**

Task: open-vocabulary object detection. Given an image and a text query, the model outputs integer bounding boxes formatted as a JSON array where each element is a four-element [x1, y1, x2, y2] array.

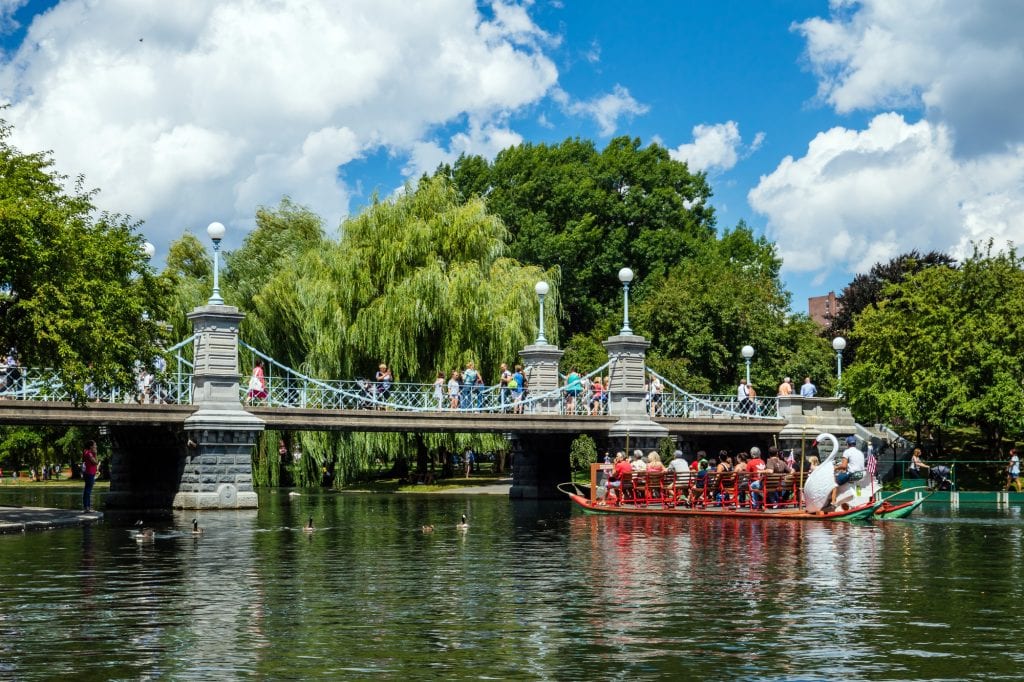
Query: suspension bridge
[[0, 302, 861, 510]]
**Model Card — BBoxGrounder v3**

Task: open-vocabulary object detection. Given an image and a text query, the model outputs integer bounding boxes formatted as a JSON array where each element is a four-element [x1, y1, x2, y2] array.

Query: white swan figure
[[803, 432, 839, 513]]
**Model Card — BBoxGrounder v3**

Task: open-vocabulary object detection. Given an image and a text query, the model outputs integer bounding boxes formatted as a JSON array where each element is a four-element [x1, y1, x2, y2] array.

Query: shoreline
[[0, 506, 104, 534]]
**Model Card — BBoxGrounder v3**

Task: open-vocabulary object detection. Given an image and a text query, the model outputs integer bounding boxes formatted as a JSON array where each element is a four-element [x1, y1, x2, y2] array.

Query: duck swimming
[[191, 519, 204, 536], [421, 524, 434, 533], [456, 514, 469, 531], [133, 520, 155, 543], [303, 517, 315, 533]]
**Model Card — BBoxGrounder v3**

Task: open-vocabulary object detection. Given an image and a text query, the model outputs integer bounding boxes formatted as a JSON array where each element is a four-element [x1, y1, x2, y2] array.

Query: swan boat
[[560, 432, 885, 521]]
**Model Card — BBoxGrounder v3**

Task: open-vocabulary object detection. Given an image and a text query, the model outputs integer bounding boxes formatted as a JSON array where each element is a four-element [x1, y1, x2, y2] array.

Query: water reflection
[[1, 491, 1024, 680]]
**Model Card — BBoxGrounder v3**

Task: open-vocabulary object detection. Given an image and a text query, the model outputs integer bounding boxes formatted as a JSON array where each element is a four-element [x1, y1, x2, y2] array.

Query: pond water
[[0, 486, 1022, 680]]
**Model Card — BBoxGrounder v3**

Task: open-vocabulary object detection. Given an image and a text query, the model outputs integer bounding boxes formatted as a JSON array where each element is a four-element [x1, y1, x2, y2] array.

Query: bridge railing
[[239, 341, 617, 414], [645, 367, 782, 420], [0, 367, 194, 405]]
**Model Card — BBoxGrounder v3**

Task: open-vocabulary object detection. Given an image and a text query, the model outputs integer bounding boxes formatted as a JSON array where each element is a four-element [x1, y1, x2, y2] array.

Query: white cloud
[[554, 84, 648, 136], [749, 113, 1024, 274], [794, 0, 1024, 155], [0, 0, 558, 251], [669, 121, 763, 173], [404, 119, 524, 179]]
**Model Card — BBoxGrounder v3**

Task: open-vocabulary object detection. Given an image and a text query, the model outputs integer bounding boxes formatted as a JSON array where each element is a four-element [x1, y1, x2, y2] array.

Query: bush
[[569, 435, 597, 475]]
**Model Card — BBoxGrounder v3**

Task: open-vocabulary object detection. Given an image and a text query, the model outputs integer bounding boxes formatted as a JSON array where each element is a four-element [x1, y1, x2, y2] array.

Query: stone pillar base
[[172, 487, 259, 510], [509, 432, 573, 499], [179, 409, 265, 510]]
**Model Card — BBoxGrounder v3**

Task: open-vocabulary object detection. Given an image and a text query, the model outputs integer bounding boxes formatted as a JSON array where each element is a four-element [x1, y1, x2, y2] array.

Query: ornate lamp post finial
[[207, 222, 226, 305], [832, 336, 846, 395], [741, 345, 754, 384], [618, 267, 634, 335], [534, 281, 549, 344]]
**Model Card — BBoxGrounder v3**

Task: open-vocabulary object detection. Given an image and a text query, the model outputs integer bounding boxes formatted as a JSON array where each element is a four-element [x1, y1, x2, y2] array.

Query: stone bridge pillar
[[175, 304, 264, 509], [509, 340, 566, 499], [520, 341, 564, 413], [603, 333, 667, 452]]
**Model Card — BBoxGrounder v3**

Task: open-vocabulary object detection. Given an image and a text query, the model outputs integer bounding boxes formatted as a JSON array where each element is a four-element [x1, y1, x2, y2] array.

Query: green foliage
[[228, 178, 552, 484], [658, 437, 675, 463], [561, 333, 609, 377], [442, 136, 715, 336], [569, 434, 597, 474], [226, 198, 326, 318], [635, 223, 830, 393], [0, 120, 167, 400], [828, 250, 955, 362], [845, 244, 1024, 450], [0, 425, 90, 471], [159, 232, 211, 343]]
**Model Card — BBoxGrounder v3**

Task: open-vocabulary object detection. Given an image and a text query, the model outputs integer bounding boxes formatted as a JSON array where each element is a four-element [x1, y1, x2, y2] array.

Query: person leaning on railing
[[908, 448, 930, 479]]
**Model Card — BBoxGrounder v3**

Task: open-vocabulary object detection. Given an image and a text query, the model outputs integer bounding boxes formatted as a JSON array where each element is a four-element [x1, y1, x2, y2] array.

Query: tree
[[0, 120, 166, 399], [569, 434, 597, 476], [240, 178, 556, 484], [225, 197, 326, 316], [828, 250, 955, 361], [441, 136, 715, 336], [633, 224, 831, 394], [160, 232, 212, 343], [844, 246, 1024, 453]]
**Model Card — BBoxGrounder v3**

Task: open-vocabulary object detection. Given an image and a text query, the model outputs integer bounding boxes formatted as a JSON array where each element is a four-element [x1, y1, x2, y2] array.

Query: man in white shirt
[[832, 436, 866, 506]]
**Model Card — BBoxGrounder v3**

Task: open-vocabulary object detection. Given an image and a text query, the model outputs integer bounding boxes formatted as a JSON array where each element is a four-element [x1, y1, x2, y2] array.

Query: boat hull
[[875, 499, 925, 520], [566, 493, 876, 521]]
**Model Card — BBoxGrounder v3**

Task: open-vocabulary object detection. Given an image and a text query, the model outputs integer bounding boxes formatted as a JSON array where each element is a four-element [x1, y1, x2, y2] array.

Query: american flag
[[866, 450, 878, 480]]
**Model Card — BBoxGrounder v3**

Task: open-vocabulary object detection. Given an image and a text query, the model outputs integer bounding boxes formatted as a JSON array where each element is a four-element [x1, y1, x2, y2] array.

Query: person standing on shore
[[1006, 448, 1021, 493], [82, 440, 99, 512]]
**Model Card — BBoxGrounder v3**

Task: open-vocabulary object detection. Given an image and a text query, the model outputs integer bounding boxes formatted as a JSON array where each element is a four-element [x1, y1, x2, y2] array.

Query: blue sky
[[2, 1, 1023, 313]]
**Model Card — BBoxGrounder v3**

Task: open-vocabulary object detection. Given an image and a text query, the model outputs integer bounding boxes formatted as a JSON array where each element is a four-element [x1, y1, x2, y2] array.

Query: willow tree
[[246, 177, 557, 484]]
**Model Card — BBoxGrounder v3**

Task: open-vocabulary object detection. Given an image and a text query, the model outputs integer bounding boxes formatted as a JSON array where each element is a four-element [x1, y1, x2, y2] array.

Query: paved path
[[420, 478, 513, 495], [0, 506, 103, 534]]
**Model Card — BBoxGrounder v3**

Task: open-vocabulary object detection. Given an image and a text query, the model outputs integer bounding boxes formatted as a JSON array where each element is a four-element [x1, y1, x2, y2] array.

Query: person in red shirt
[[746, 446, 766, 509], [82, 439, 99, 513], [605, 452, 632, 505]]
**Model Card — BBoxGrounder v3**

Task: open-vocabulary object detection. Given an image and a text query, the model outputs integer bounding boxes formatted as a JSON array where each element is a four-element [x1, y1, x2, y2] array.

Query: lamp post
[[140, 242, 156, 320], [206, 222, 225, 305], [741, 345, 754, 384], [832, 336, 846, 395], [534, 281, 549, 344], [618, 267, 634, 335]]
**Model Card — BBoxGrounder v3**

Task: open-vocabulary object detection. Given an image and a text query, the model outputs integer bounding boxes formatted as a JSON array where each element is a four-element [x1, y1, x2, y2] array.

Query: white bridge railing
[[646, 367, 782, 420], [0, 339, 780, 422], [239, 341, 613, 414]]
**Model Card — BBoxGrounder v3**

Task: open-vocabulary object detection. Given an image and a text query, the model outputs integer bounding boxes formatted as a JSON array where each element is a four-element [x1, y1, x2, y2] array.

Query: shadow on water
[[1, 488, 1023, 680]]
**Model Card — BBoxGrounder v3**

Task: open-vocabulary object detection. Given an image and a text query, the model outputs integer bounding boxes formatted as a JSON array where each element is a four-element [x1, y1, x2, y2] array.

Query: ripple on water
[[0, 496, 1023, 679]]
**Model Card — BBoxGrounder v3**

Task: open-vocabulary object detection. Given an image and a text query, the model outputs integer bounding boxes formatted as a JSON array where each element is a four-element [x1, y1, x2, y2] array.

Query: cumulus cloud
[[755, 1, 1024, 283], [669, 121, 763, 173], [0, 0, 559, 251], [794, 0, 1024, 155], [553, 84, 648, 136], [749, 113, 1024, 274], [404, 119, 524, 179]]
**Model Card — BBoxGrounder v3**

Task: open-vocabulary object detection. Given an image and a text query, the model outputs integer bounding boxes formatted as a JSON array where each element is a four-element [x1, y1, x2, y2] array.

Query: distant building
[[808, 291, 841, 328]]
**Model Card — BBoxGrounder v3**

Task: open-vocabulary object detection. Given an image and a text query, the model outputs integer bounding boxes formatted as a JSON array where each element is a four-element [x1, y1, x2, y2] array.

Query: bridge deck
[[0, 401, 785, 436]]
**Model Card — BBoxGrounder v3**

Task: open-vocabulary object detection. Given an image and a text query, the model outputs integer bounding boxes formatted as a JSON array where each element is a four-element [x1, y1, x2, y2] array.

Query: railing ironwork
[[645, 367, 782, 420]]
